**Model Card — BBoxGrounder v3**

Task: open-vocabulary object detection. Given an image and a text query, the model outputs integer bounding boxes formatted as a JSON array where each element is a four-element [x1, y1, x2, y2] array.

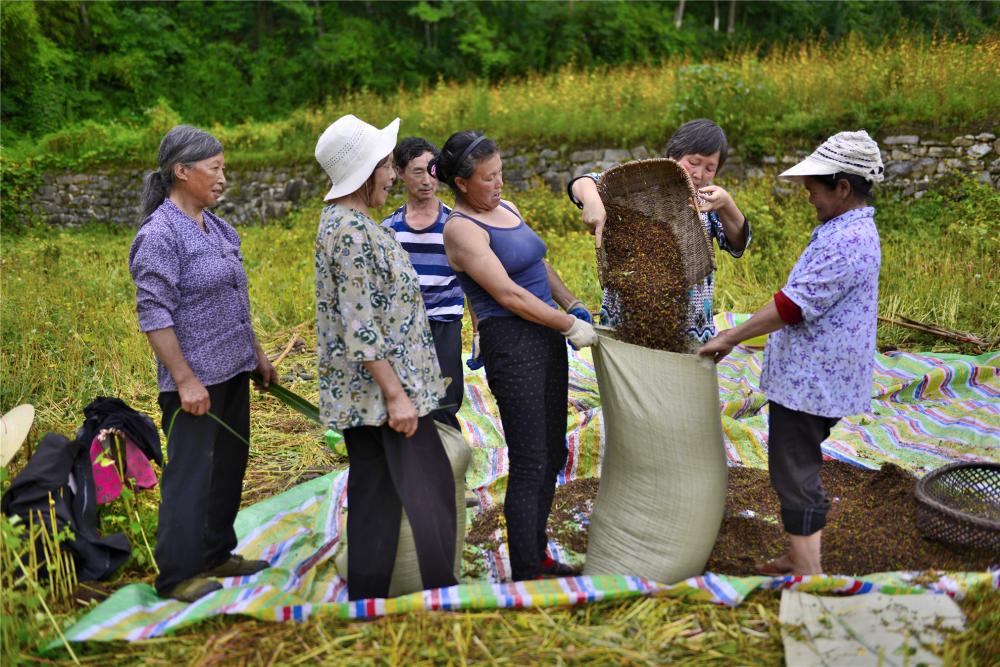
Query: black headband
[[456, 135, 488, 172]]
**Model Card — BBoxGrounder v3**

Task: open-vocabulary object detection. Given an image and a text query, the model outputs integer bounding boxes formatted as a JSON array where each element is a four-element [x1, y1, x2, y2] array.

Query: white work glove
[[561, 315, 598, 348]]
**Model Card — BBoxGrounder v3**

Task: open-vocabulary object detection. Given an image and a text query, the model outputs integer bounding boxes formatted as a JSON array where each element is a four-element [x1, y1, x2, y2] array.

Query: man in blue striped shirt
[[382, 137, 466, 430]]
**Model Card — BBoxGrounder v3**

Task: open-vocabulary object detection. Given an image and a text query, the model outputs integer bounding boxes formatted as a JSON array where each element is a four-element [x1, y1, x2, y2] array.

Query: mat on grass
[[60, 319, 999, 642]]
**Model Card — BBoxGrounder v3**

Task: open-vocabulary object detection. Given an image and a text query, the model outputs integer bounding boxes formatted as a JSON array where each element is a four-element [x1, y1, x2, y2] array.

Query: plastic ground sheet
[[60, 323, 999, 642]]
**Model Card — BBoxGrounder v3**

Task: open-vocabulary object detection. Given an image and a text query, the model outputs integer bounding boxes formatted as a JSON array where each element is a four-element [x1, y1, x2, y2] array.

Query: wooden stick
[[270, 333, 301, 367], [878, 315, 991, 349]]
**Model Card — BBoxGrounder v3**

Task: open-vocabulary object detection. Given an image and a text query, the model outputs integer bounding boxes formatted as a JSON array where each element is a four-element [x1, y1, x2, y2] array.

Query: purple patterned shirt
[[129, 199, 258, 392], [761, 207, 881, 418]]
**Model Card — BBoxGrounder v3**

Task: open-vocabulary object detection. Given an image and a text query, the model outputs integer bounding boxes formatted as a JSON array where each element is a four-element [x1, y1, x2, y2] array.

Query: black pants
[[430, 318, 464, 431], [768, 401, 841, 536], [154, 372, 250, 594], [479, 316, 569, 581], [343, 415, 457, 600]]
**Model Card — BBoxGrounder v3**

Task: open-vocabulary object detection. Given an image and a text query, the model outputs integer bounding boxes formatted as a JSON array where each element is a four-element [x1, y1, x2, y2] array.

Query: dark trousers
[[479, 316, 569, 581], [430, 318, 464, 431], [154, 372, 250, 594], [343, 415, 457, 600], [768, 401, 840, 536]]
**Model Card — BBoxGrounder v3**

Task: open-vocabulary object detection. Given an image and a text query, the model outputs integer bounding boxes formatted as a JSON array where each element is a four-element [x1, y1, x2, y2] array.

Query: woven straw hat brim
[[1, 404, 34, 467], [780, 130, 884, 183], [319, 118, 400, 201], [597, 159, 715, 287], [779, 155, 842, 181]]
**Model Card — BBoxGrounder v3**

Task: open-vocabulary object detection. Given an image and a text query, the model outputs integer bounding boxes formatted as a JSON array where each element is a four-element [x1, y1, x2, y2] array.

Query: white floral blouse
[[315, 204, 445, 431]]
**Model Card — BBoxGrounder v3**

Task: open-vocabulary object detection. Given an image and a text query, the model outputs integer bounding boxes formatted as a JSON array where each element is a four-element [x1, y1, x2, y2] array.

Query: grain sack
[[334, 421, 470, 596], [584, 332, 727, 583]]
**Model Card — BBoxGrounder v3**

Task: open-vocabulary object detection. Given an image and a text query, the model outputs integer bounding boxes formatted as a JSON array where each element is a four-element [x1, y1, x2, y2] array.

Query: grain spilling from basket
[[602, 205, 689, 352], [596, 158, 714, 351]]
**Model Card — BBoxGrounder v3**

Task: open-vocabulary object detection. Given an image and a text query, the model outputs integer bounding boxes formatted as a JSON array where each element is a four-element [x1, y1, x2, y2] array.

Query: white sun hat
[[1, 404, 35, 467], [780, 130, 885, 183], [315, 115, 400, 201]]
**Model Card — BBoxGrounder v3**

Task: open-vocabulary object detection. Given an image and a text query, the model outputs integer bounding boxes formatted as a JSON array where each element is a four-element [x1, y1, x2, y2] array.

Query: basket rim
[[915, 461, 1000, 532]]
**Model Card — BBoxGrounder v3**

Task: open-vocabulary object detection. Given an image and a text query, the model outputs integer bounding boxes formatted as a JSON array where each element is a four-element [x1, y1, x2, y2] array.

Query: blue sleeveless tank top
[[452, 202, 557, 321]]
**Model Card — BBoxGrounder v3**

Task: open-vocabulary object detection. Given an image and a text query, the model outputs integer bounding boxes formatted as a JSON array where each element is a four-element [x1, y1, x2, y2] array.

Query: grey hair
[[139, 124, 223, 223]]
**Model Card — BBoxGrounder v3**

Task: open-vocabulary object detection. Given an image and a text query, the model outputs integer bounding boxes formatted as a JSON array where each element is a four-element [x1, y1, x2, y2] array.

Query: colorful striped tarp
[[58, 324, 999, 643]]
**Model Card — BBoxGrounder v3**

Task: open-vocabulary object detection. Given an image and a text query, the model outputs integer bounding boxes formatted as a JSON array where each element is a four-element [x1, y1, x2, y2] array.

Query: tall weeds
[[3, 34, 997, 175]]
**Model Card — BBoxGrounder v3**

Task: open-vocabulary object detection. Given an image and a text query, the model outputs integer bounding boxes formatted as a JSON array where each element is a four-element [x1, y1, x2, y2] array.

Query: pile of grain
[[468, 462, 997, 577]]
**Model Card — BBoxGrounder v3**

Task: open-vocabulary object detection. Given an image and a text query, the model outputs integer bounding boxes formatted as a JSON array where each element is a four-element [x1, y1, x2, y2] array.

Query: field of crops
[[2, 169, 998, 663]]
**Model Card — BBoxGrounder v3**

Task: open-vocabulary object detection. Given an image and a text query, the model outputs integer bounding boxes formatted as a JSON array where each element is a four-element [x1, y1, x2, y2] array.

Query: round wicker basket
[[915, 462, 1000, 551], [596, 158, 714, 289]]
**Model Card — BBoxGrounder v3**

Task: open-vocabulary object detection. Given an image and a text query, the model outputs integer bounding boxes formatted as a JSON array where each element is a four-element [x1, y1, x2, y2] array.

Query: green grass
[[1, 175, 998, 662]]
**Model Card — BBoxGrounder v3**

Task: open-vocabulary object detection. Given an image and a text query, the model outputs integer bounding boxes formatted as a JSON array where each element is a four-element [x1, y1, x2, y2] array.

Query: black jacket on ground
[[1, 432, 131, 581], [81, 396, 162, 466]]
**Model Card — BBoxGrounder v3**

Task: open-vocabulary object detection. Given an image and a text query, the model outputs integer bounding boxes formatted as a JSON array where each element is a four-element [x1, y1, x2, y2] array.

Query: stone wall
[[27, 132, 999, 228], [30, 164, 328, 228]]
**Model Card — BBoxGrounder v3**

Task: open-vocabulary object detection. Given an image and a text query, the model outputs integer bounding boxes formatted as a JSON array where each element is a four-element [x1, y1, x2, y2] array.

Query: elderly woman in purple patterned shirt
[[129, 125, 278, 602], [698, 130, 884, 576]]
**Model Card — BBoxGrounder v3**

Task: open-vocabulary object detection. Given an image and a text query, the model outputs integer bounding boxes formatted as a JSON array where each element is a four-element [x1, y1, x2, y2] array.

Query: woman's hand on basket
[[582, 198, 608, 248], [386, 391, 419, 438]]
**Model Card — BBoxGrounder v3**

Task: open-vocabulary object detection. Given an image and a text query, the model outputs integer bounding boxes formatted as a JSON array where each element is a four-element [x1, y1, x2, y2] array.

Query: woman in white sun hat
[[314, 115, 457, 600], [698, 130, 884, 576], [0, 404, 35, 468]]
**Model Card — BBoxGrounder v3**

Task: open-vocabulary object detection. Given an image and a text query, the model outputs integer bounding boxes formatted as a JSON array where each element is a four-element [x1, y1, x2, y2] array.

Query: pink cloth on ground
[[90, 436, 158, 505]]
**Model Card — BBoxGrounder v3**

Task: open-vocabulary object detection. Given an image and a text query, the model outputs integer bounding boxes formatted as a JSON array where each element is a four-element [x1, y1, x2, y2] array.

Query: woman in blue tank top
[[433, 131, 597, 581]]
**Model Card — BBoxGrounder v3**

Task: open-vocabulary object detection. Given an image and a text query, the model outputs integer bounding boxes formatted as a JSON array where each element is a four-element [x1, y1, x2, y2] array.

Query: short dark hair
[[813, 172, 876, 203], [393, 137, 439, 172], [666, 119, 729, 171], [428, 130, 499, 195]]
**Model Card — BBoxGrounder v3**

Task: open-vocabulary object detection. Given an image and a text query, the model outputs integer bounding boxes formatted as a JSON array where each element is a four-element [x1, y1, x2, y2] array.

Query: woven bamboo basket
[[915, 462, 1000, 551], [596, 158, 715, 288]]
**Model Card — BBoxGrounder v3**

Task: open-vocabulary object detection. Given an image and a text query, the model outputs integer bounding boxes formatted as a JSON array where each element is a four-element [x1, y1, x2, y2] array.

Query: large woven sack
[[597, 159, 715, 288], [334, 422, 471, 596], [584, 331, 727, 583]]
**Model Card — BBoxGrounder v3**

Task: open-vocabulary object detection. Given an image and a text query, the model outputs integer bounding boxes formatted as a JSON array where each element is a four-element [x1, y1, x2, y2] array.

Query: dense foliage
[[2, 0, 998, 139]]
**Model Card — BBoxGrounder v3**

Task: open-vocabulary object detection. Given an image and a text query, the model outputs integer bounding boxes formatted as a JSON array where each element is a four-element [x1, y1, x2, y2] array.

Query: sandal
[[539, 555, 582, 578], [754, 557, 794, 577]]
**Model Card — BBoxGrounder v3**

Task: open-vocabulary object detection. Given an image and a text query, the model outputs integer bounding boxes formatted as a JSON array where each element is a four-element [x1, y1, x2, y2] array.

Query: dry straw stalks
[[1, 495, 81, 663]]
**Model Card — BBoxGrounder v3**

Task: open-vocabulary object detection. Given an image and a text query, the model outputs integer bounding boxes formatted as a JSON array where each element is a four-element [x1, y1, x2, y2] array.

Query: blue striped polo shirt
[[381, 201, 464, 322]]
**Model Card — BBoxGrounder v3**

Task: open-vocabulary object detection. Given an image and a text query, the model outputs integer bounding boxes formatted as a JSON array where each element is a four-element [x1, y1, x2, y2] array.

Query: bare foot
[[788, 532, 823, 575]]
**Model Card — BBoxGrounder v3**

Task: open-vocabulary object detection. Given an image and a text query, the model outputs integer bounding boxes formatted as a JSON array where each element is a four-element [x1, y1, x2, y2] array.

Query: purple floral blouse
[[129, 199, 258, 392], [761, 207, 881, 418]]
